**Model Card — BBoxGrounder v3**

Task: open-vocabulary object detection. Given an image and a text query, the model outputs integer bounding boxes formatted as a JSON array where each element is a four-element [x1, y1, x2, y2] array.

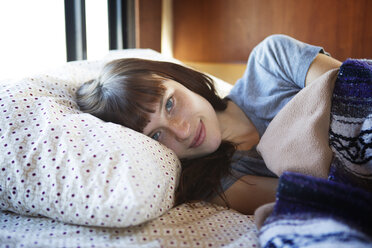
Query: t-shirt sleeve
[[228, 34, 326, 136], [252, 34, 325, 88]]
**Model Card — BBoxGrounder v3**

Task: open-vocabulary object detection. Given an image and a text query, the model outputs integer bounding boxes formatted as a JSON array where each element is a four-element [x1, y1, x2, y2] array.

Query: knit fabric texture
[[259, 59, 372, 248], [328, 59, 372, 192]]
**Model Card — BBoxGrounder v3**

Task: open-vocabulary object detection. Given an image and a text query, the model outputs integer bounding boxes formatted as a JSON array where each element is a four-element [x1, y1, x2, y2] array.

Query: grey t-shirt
[[220, 34, 326, 192]]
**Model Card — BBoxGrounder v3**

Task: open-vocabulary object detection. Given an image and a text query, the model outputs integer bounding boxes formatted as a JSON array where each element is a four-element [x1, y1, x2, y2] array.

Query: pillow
[[0, 49, 183, 228], [0, 49, 233, 228]]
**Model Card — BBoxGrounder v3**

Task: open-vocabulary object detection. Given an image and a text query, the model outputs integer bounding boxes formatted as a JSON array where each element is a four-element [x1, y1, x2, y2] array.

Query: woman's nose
[[169, 117, 191, 141]]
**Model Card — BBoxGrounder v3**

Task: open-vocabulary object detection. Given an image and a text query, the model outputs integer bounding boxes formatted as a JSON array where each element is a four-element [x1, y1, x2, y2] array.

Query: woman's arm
[[210, 175, 278, 215], [305, 53, 342, 86]]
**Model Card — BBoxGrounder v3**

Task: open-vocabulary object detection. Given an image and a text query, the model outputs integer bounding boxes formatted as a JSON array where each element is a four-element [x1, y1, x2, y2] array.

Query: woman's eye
[[165, 97, 174, 112], [151, 131, 161, 141]]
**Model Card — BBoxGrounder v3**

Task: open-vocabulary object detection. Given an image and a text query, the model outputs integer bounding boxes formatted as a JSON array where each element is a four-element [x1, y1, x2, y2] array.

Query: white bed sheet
[[0, 202, 259, 248]]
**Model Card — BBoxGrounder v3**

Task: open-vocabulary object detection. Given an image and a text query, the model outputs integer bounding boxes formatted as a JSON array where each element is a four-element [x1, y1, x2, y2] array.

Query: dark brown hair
[[76, 58, 236, 204]]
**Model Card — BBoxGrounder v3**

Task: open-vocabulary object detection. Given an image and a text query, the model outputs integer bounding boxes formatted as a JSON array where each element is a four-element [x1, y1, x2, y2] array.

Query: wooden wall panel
[[136, 0, 162, 52], [173, 0, 372, 63]]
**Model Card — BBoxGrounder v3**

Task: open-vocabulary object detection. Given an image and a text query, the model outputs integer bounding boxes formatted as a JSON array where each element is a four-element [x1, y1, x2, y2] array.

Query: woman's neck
[[217, 100, 259, 150]]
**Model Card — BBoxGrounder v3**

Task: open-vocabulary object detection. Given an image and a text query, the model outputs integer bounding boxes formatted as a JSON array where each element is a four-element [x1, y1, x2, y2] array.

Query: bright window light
[[0, 1, 109, 80], [161, 0, 173, 57], [0, 0, 66, 80], [86, 1, 109, 60]]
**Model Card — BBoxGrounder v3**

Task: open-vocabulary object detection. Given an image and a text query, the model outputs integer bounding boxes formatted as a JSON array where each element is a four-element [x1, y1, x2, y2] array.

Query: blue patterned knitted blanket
[[260, 172, 372, 248], [259, 59, 372, 248], [328, 59, 372, 191]]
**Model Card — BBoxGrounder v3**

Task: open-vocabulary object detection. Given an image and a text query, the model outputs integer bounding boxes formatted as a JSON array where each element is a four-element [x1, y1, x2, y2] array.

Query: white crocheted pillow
[[0, 49, 184, 228]]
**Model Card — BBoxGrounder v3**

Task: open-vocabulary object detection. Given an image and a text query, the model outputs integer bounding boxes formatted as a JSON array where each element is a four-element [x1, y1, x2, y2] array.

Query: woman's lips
[[190, 121, 205, 148]]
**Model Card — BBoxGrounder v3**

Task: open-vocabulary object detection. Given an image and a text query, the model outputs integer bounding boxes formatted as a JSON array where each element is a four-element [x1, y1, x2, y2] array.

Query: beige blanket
[[257, 68, 339, 178], [254, 68, 339, 228]]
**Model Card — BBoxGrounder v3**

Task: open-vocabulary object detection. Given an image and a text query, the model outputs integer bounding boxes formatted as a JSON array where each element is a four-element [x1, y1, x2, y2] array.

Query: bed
[[0, 202, 258, 247], [0, 49, 260, 248], [1, 49, 372, 248]]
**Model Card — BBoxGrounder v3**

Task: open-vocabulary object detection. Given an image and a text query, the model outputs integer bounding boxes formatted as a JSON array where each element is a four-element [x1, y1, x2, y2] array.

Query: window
[[86, 1, 109, 60], [0, 0, 108, 80]]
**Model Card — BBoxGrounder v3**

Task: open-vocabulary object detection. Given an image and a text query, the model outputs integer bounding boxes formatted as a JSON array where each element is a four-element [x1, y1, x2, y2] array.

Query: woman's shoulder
[[256, 34, 295, 49], [252, 34, 307, 62]]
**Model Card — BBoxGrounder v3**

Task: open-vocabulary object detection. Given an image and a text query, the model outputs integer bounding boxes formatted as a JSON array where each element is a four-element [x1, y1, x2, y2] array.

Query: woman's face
[[143, 79, 222, 159]]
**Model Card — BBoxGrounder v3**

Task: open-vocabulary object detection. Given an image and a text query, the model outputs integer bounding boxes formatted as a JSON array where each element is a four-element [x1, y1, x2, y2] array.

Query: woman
[[76, 34, 342, 215]]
